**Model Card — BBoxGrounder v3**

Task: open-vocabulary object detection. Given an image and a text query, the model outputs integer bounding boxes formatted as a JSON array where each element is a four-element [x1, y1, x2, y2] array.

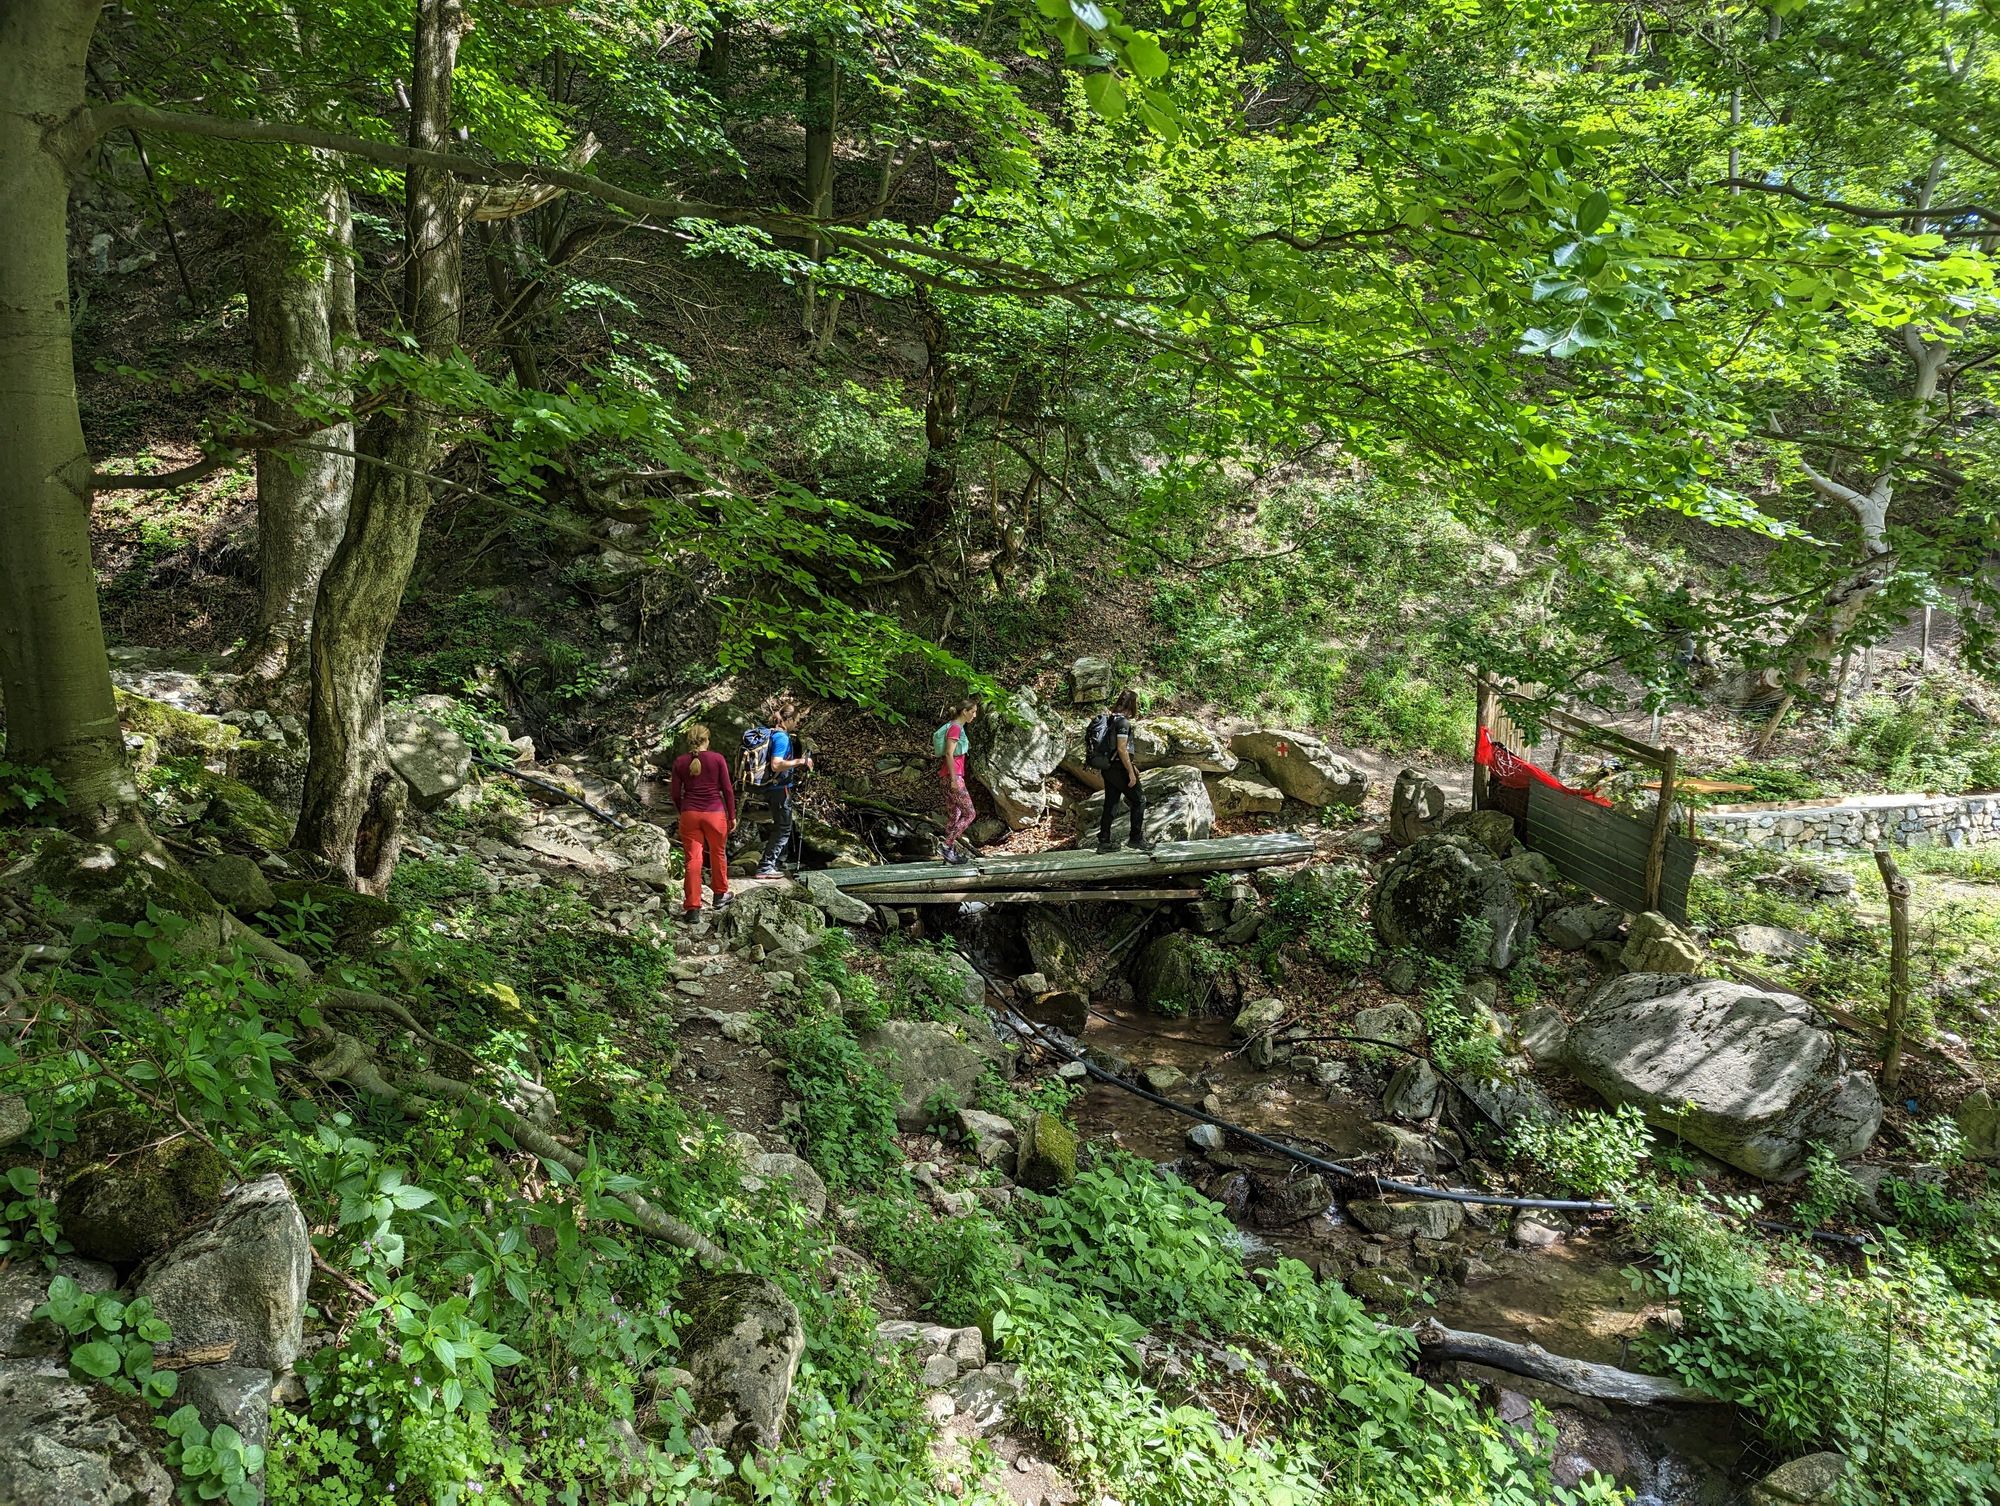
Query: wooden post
[[1921, 606, 1933, 667], [1644, 746, 1678, 912], [1875, 847, 1914, 1097], [1472, 674, 1496, 810]]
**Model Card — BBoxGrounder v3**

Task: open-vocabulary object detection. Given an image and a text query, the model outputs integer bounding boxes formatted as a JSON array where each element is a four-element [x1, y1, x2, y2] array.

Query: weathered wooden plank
[[856, 888, 1201, 905], [818, 831, 1315, 893]]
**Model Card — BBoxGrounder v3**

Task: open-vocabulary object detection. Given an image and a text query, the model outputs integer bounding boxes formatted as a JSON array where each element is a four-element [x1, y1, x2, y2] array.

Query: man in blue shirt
[[754, 698, 813, 877]]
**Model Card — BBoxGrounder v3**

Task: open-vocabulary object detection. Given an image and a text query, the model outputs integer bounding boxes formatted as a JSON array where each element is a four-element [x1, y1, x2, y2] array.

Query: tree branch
[[1720, 177, 2000, 227]]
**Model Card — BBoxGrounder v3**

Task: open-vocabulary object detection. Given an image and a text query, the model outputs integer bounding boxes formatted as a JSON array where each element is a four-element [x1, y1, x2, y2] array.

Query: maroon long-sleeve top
[[670, 750, 737, 822]]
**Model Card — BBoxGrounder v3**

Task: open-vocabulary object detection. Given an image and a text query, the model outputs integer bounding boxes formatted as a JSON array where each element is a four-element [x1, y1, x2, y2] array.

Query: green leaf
[[73, 1341, 123, 1379], [1125, 33, 1168, 81], [1577, 189, 1610, 236], [1083, 71, 1125, 122]]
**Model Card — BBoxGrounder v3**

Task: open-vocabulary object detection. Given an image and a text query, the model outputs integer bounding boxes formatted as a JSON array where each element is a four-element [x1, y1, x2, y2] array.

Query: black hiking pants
[[758, 785, 796, 871], [1098, 764, 1146, 846]]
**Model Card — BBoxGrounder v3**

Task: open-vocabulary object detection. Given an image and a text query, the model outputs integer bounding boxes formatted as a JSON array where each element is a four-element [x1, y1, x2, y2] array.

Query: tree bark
[[1413, 1319, 1722, 1407], [915, 290, 960, 537], [240, 185, 357, 701], [295, 0, 464, 892], [799, 34, 837, 334], [0, 0, 147, 835]]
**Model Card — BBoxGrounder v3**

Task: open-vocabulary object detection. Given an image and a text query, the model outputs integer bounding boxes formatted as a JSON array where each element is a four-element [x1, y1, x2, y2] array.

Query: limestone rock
[[1388, 769, 1446, 845], [1540, 902, 1622, 952], [1517, 1005, 1570, 1064], [1186, 1123, 1226, 1153], [1067, 656, 1114, 705], [1382, 1060, 1442, 1120], [800, 870, 873, 926], [1128, 717, 1237, 774], [1226, 729, 1369, 807], [1564, 974, 1882, 1179], [1749, 1453, 1847, 1506], [383, 704, 473, 810], [0, 1359, 175, 1505], [1440, 808, 1517, 858], [973, 690, 1068, 828], [859, 1017, 1009, 1130], [1232, 997, 1286, 1037], [1250, 1172, 1332, 1227], [1021, 989, 1088, 1034], [1208, 769, 1285, 818], [515, 821, 625, 877], [1352, 1002, 1423, 1049], [744, 1153, 829, 1221], [723, 887, 826, 956], [1133, 932, 1214, 1014], [1141, 1064, 1188, 1093], [1455, 1064, 1558, 1138], [1348, 1198, 1464, 1240], [137, 1175, 311, 1371], [1956, 1089, 2000, 1161], [1725, 922, 1814, 963], [676, 1272, 805, 1454], [1023, 909, 1085, 988], [0, 1095, 30, 1150], [58, 1138, 230, 1267], [956, 1110, 1018, 1171], [1, 1258, 115, 1359], [1015, 1112, 1078, 1191], [950, 1362, 1021, 1431], [1619, 911, 1703, 973], [193, 854, 275, 917], [1073, 764, 1215, 844], [175, 1364, 275, 1460], [1371, 834, 1525, 972]]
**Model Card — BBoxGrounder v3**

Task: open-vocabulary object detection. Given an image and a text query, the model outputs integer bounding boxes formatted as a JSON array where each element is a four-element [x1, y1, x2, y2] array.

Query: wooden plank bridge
[[816, 832, 1315, 904]]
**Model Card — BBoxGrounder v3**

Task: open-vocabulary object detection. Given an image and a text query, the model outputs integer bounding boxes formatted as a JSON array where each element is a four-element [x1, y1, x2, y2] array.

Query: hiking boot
[[679, 907, 703, 923], [713, 892, 736, 910], [753, 865, 782, 880], [1095, 838, 1120, 854]]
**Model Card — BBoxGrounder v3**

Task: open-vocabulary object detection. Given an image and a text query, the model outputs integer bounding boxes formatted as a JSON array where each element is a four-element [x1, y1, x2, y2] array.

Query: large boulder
[[972, 690, 1068, 828], [1371, 834, 1526, 972], [1956, 1089, 2000, 1161], [859, 1016, 1010, 1129], [675, 1272, 805, 1455], [383, 703, 473, 810], [1, 1258, 115, 1359], [1067, 656, 1114, 705], [1440, 809, 1516, 859], [1132, 932, 1214, 1015], [1748, 1453, 1847, 1506], [136, 1175, 311, 1372], [799, 870, 873, 926], [1073, 765, 1214, 844], [1562, 975, 1882, 1179], [722, 887, 826, 956], [1225, 729, 1368, 807], [1540, 902, 1622, 952], [1128, 717, 1237, 774]]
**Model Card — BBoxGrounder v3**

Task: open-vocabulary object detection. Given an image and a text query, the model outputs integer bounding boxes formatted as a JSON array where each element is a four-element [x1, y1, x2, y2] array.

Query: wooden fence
[[1525, 781, 1695, 923]]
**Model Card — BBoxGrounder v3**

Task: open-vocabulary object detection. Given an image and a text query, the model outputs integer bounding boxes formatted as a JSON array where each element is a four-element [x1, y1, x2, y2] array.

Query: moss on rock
[[57, 1138, 231, 1267], [1016, 1111, 1078, 1191], [266, 880, 400, 955]]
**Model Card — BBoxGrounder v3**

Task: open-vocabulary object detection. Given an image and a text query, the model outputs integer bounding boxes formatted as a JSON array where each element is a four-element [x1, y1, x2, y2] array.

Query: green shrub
[[1268, 866, 1376, 971], [768, 1012, 900, 1189], [1632, 1192, 2000, 1504], [851, 1188, 1014, 1327], [1507, 1105, 1650, 1198]]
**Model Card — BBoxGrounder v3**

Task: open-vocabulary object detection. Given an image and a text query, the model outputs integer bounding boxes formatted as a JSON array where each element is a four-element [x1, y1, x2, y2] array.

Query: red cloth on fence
[[1476, 727, 1612, 808]]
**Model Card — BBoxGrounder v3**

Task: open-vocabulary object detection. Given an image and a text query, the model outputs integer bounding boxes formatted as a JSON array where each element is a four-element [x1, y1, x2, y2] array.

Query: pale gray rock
[[1347, 1197, 1464, 1240], [676, 1273, 805, 1455], [1226, 729, 1368, 807], [858, 1017, 1010, 1130], [383, 705, 473, 810], [136, 1175, 309, 1372], [1074, 764, 1215, 844]]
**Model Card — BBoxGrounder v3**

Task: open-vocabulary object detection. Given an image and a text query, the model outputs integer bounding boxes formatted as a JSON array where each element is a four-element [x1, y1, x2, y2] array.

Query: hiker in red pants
[[671, 724, 737, 921]]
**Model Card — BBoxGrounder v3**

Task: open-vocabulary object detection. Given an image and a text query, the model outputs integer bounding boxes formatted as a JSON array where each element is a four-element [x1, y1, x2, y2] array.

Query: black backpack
[[1083, 713, 1119, 771]]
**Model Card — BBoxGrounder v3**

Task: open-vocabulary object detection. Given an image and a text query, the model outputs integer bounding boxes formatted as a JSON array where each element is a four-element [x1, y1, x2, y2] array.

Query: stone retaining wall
[[1697, 793, 2000, 854]]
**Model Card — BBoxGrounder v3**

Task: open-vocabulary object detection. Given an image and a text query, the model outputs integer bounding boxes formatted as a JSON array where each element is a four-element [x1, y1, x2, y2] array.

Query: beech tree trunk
[[295, 0, 464, 892], [241, 185, 357, 701], [0, 0, 147, 835]]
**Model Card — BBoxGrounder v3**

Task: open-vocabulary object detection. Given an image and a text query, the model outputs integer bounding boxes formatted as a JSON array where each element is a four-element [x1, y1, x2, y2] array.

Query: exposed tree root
[[304, 1029, 736, 1269], [1412, 1318, 1722, 1407]]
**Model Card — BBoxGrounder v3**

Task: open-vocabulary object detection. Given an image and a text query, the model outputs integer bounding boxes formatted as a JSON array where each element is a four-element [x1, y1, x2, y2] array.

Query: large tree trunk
[[240, 184, 357, 702], [914, 290, 960, 539], [0, 0, 146, 836], [295, 0, 464, 892], [799, 35, 837, 335]]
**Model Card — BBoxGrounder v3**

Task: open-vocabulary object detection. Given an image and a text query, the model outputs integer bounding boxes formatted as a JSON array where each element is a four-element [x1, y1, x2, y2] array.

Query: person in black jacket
[[1094, 688, 1152, 854]]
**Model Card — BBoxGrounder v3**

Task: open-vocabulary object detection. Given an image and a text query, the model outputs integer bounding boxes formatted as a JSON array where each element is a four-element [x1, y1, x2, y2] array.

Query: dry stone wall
[[1698, 792, 2000, 854]]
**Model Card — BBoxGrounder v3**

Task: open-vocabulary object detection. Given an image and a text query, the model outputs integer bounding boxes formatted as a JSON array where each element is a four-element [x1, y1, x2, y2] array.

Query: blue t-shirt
[[767, 728, 794, 786]]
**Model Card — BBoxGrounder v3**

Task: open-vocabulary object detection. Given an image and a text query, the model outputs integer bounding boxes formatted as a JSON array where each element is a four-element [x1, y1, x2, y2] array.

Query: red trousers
[[678, 809, 730, 911]]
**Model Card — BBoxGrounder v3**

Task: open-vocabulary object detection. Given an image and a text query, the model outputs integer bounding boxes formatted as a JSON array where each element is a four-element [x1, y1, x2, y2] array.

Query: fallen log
[[1411, 1318, 1721, 1407], [858, 887, 1200, 904], [819, 832, 1313, 894]]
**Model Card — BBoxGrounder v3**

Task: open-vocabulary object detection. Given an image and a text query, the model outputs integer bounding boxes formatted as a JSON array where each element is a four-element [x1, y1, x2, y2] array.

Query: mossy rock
[[265, 880, 400, 954], [57, 1138, 230, 1266], [185, 768, 294, 852], [1015, 1111, 1078, 1191], [20, 829, 220, 931], [116, 690, 242, 756]]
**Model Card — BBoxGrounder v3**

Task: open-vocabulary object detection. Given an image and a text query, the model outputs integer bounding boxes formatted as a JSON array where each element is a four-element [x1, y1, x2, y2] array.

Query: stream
[[1066, 1000, 1756, 1504]]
